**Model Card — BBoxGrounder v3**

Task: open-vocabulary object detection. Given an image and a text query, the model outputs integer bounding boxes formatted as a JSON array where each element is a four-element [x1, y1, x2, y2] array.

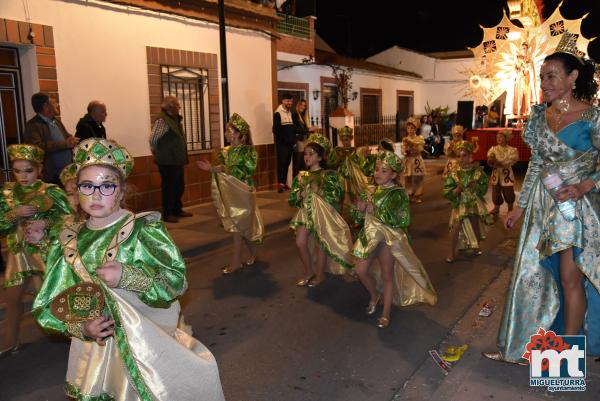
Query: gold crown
[[497, 129, 513, 141], [454, 140, 474, 154], [406, 116, 420, 128], [228, 113, 250, 137], [8, 144, 45, 164], [59, 163, 79, 186], [73, 138, 134, 178], [451, 125, 465, 135], [554, 31, 584, 63], [376, 150, 403, 173], [337, 126, 354, 139], [307, 133, 331, 153]]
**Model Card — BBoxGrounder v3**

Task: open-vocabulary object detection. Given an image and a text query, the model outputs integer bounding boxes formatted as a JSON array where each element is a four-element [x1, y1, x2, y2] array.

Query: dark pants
[[492, 183, 516, 206], [158, 164, 185, 216], [276, 142, 294, 185]]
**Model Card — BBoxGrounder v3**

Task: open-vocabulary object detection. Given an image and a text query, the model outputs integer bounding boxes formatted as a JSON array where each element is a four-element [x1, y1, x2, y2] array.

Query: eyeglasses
[[77, 183, 118, 196]]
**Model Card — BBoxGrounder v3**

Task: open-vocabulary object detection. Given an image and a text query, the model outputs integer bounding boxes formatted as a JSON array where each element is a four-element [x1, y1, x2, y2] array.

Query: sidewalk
[[394, 252, 600, 400]]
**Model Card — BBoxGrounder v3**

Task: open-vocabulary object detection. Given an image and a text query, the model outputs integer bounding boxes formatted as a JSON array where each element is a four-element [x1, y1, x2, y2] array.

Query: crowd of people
[[0, 34, 599, 400]]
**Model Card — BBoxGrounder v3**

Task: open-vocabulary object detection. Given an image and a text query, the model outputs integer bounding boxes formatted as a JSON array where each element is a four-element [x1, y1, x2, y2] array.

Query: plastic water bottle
[[540, 166, 577, 221]]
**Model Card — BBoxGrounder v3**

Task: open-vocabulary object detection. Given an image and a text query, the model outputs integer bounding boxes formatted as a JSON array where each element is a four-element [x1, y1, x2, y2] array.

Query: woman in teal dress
[[32, 138, 224, 400], [197, 113, 263, 274], [289, 133, 353, 287], [0, 144, 72, 356], [353, 150, 437, 328], [485, 35, 600, 363]]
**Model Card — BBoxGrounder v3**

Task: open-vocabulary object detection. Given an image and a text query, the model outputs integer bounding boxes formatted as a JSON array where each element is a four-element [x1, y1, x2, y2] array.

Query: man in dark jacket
[[75, 100, 107, 140], [273, 93, 295, 192], [149, 96, 191, 223], [23, 92, 79, 184]]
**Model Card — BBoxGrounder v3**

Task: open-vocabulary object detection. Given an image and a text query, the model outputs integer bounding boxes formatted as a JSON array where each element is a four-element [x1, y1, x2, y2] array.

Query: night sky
[[316, 0, 600, 61]]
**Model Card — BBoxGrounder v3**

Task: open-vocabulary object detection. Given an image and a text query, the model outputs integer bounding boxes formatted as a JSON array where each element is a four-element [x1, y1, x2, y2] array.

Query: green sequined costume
[[0, 180, 72, 287], [443, 166, 490, 250], [352, 185, 437, 306], [289, 169, 353, 271], [32, 212, 225, 401]]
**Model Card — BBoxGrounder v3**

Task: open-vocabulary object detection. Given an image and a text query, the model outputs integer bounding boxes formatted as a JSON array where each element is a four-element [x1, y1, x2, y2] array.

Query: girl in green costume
[[197, 113, 264, 274], [32, 138, 224, 401], [353, 150, 437, 329], [443, 140, 490, 262], [289, 134, 353, 287], [0, 144, 72, 357]]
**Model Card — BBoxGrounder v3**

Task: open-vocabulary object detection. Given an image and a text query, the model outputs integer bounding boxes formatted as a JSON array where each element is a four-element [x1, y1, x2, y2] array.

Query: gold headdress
[[228, 113, 250, 137], [8, 144, 44, 164], [406, 116, 420, 128], [73, 138, 134, 178], [337, 126, 354, 139], [307, 133, 331, 153], [59, 163, 78, 186], [454, 140, 474, 154], [497, 129, 513, 141], [451, 125, 465, 136], [376, 150, 403, 173], [554, 31, 584, 64]]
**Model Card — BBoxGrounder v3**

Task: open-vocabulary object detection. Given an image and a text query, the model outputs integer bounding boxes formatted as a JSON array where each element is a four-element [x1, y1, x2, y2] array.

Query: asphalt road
[[0, 170, 526, 401]]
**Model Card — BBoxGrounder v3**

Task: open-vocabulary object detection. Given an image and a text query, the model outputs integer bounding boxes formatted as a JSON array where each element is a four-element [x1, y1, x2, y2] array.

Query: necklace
[[548, 98, 571, 132]]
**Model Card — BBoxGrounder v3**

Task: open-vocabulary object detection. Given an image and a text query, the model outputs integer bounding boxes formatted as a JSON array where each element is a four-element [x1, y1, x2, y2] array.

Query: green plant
[[424, 102, 454, 135]]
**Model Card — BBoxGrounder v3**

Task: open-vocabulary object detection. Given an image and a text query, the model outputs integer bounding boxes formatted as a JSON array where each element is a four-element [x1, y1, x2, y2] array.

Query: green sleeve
[[227, 146, 257, 184], [376, 189, 410, 228], [474, 170, 489, 199], [0, 187, 17, 236], [321, 171, 344, 209], [443, 173, 460, 208], [327, 148, 342, 170], [42, 186, 74, 227], [288, 175, 304, 208], [214, 149, 226, 166], [32, 242, 79, 337], [122, 219, 187, 308], [362, 154, 376, 177]]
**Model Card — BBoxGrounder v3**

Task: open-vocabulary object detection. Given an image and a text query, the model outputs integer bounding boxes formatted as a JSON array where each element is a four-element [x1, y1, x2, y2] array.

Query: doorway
[[0, 47, 26, 183]]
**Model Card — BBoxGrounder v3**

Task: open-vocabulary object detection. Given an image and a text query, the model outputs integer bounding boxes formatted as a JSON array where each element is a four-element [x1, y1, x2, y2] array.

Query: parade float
[[464, 0, 594, 162]]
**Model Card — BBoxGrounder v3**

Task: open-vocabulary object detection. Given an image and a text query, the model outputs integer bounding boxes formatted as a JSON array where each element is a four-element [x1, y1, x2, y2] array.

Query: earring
[[572, 82, 576, 90]]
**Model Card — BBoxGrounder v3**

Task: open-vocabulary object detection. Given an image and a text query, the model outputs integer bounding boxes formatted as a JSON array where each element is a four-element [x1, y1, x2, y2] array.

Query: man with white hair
[[149, 96, 191, 223], [75, 100, 107, 140]]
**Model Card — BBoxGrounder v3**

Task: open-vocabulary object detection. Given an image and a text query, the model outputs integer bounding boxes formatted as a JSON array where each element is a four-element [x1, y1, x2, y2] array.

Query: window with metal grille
[[161, 66, 211, 151]]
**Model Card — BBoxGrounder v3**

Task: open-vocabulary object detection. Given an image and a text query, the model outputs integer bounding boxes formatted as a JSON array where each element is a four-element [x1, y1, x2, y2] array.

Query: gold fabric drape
[[291, 193, 353, 274], [354, 213, 437, 306], [211, 171, 264, 243]]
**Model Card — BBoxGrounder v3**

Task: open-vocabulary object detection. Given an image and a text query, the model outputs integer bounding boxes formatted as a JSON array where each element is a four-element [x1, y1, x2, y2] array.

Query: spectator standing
[[24, 92, 78, 184], [149, 96, 192, 223], [75, 100, 107, 140], [273, 93, 296, 192]]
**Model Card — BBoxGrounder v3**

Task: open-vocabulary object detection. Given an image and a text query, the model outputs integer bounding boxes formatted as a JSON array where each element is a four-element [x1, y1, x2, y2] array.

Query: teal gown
[[497, 104, 600, 361]]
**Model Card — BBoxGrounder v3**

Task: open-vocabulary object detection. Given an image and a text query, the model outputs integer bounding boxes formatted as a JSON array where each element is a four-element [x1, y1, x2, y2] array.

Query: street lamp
[[312, 89, 320, 100]]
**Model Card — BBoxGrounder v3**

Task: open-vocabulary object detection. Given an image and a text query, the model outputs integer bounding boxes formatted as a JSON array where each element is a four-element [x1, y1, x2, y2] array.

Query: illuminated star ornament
[[466, 0, 593, 118]]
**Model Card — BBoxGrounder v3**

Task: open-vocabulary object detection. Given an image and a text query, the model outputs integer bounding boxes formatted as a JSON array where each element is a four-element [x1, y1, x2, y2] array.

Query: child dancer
[[0, 144, 71, 356], [197, 113, 264, 274], [486, 130, 518, 217], [59, 163, 87, 222], [443, 125, 479, 177], [443, 141, 490, 262], [289, 133, 353, 287], [402, 117, 426, 203], [328, 126, 370, 221], [353, 149, 437, 328], [32, 138, 225, 400]]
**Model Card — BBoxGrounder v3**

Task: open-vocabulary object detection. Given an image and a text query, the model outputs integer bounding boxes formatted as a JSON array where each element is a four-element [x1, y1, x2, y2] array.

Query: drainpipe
[[218, 0, 230, 131]]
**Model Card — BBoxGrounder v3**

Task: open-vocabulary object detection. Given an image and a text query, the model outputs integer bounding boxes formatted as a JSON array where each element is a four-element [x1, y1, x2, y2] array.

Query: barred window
[[161, 66, 211, 151]]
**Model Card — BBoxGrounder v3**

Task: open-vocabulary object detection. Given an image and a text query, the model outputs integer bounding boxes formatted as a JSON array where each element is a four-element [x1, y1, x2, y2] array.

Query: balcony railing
[[276, 13, 311, 39]]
